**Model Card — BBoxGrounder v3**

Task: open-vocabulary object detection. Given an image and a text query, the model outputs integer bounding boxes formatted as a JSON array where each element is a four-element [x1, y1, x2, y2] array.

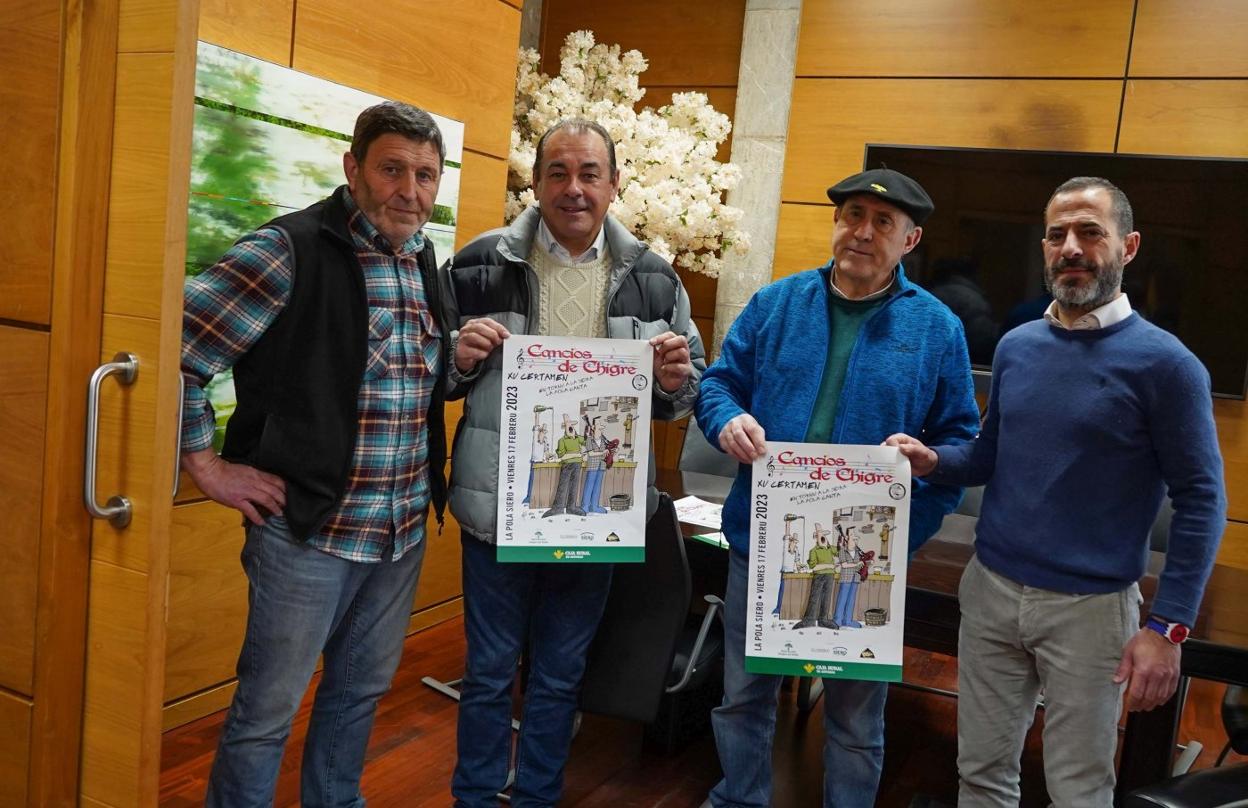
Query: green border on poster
[[745, 657, 902, 682], [496, 546, 645, 563]]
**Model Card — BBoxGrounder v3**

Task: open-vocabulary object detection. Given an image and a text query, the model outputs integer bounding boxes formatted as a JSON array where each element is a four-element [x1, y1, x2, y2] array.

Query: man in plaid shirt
[[180, 102, 450, 807]]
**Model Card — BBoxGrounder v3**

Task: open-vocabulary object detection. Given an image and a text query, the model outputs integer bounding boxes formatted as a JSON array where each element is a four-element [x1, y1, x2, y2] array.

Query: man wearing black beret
[[696, 168, 979, 808]]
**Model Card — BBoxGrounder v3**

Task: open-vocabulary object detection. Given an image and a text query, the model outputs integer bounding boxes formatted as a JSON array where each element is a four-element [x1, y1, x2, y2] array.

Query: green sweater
[[804, 292, 889, 443], [807, 543, 838, 575]]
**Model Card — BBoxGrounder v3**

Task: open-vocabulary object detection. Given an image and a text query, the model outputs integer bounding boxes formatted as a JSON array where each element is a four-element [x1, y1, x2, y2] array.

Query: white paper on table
[[746, 443, 910, 682], [495, 335, 652, 563], [673, 495, 723, 530]]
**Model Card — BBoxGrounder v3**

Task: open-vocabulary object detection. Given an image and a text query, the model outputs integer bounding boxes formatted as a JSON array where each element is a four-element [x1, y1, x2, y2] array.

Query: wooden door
[[79, 1, 200, 805], [0, 0, 199, 804]]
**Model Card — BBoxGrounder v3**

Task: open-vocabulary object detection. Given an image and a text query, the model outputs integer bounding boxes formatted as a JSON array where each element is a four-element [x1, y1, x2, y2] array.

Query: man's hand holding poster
[[747, 443, 910, 681], [496, 335, 652, 562]]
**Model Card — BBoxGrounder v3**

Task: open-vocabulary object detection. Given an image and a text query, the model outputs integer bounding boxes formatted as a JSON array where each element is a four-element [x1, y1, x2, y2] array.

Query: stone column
[[713, 0, 802, 356], [519, 0, 542, 51]]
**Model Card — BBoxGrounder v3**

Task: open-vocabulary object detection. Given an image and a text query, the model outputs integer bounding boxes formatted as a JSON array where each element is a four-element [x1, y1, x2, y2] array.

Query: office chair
[[677, 415, 737, 501], [580, 492, 725, 745], [1123, 685, 1248, 807]]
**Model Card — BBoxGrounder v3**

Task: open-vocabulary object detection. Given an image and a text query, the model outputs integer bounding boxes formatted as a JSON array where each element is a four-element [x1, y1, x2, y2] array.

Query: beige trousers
[[956, 554, 1141, 808]]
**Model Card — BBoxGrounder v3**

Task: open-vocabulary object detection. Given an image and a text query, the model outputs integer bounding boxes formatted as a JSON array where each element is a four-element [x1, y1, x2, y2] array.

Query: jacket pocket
[[365, 307, 394, 380]]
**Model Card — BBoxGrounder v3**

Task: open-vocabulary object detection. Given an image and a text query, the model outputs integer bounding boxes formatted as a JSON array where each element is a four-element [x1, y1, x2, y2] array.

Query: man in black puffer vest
[[180, 102, 449, 807], [441, 118, 706, 808]]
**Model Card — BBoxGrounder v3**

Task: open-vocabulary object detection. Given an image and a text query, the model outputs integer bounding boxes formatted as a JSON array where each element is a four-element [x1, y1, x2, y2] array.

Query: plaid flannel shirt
[[182, 189, 441, 561]]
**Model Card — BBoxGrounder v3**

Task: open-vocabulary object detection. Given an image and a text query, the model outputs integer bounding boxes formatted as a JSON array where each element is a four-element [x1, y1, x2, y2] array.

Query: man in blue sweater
[[887, 177, 1226, 807], [696, 168, 980, 808]]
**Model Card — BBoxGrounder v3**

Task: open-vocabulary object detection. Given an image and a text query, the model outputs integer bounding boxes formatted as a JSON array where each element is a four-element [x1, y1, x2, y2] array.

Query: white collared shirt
[[1043, 293, 1132, 330], [536, 217, 607, 265], [829, 268, 898, 301]]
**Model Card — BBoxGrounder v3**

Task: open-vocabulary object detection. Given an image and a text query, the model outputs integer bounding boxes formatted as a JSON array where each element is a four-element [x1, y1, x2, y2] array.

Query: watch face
[[1168, 623, 1189, 644]]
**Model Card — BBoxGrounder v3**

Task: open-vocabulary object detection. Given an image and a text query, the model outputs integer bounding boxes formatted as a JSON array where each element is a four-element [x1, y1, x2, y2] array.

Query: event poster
[[496, 335, 653, 562], [747, 443, 911, 681]]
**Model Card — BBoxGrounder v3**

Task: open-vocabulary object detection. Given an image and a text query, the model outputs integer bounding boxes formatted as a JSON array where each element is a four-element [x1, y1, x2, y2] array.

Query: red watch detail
[[1146, 615, 1189, 645]]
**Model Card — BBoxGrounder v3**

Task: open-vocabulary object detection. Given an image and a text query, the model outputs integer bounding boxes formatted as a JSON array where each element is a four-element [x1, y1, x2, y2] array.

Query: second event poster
[[748, 443, 911, 681], [496, 335, 653, 562]]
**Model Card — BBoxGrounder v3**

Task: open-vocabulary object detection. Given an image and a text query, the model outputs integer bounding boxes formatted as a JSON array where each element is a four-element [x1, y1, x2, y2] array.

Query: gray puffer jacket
[[439, 207, 706, 543]]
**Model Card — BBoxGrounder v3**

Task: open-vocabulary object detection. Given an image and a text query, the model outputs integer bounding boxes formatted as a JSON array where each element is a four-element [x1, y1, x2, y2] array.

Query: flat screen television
[[862, 144, 1248, 399]]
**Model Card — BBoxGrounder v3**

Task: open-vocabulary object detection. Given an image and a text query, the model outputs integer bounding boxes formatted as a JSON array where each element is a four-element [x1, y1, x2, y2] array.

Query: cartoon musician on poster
[[773, 514, 804, 625], [543, 414, 586, 518], [833, 526, 864, 628], [578, 416, 610, 514], [522, 406, 554, 507], [793, 522, 838, 630]]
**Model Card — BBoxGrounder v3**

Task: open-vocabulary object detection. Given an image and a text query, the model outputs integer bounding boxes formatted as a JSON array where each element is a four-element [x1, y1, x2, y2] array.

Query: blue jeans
[[579, 466, 607, 513], [709, 550, 888, 808], [453, 534, 613, 808], [834, 578, 862, 627], [205, 516, 425, 808]]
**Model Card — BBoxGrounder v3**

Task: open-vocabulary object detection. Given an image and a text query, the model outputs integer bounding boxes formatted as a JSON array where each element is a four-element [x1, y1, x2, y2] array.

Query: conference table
[[658, 468, 1248, 799]]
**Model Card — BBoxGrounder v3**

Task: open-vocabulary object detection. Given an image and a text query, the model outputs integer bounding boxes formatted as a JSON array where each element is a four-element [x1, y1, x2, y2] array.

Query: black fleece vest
[[220, 187, 447, 540]]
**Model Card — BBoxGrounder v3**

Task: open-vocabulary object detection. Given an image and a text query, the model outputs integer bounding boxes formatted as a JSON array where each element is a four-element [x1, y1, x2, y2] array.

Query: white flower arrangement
[[507, 30, 750, 278]]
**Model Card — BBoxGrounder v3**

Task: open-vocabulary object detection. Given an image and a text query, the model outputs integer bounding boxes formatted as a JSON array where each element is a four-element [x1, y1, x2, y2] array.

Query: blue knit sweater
[[930, 314, 1226, 627], [696, 264, 980, 557]]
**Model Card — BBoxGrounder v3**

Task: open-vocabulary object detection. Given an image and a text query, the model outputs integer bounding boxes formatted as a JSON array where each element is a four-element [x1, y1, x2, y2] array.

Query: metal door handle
[[85, 352, 139, 528]]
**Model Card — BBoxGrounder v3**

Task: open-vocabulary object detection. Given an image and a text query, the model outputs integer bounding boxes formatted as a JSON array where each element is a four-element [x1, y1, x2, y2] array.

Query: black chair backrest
[[1149, 498, 1175, 554], [678, 416, 737, 502], [1223, 684, 1248, 755], [955, 485, 984, 517], [579, 493, 693, 723], [678, 416, 738, 477]]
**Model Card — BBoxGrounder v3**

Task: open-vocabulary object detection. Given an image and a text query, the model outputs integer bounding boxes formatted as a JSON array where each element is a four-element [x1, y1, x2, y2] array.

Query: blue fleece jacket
[[696, 264, 980, 557], [929, 314, 1226, 627]]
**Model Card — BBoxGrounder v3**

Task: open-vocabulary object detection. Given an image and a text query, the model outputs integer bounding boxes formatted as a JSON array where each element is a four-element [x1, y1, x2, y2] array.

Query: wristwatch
[[1145, 615, 1189, 645]]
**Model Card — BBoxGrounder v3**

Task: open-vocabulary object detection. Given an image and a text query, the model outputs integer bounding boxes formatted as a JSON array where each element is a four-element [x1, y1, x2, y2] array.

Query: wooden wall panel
[[540, 0, 746, 87], [415, 525, 464, 611], [773, 203, 834, 281], [1220, 519, 1248, 570], [0, 0, 59, 325], [1118, 80, 1248, 158], [0, 327, 48, 696], [117, 0, 196, 54], [197, 0, 294, 66], [1130, 0, 1248, 78], [782, 78, 1123, 205], [294, 0, 521, 158], [456, 152, 510, 250], [164, 681, 236, 730], [164, 501, 247, 701], [1216, 400, 1248, 525], [796, 0, 1133, 79], [0, 691, 31, 807], [104, 52, 178, 320]]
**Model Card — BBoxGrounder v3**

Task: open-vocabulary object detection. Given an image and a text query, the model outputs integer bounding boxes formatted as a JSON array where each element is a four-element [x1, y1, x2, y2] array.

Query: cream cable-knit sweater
[[527, 240, 612, 338]]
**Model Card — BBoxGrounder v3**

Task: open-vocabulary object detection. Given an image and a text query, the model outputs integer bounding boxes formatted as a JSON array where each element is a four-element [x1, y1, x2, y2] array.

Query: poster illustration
[[496, 336, 653, 563], [747, 443, 911, 682]]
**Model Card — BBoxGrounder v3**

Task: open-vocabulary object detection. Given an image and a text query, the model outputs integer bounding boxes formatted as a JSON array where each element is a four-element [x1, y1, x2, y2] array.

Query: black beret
[[826, 168, 935, 226]]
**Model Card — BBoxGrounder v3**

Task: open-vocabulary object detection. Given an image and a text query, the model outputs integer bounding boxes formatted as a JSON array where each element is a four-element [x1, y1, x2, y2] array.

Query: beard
[[1044, 254, 1123, 310]]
